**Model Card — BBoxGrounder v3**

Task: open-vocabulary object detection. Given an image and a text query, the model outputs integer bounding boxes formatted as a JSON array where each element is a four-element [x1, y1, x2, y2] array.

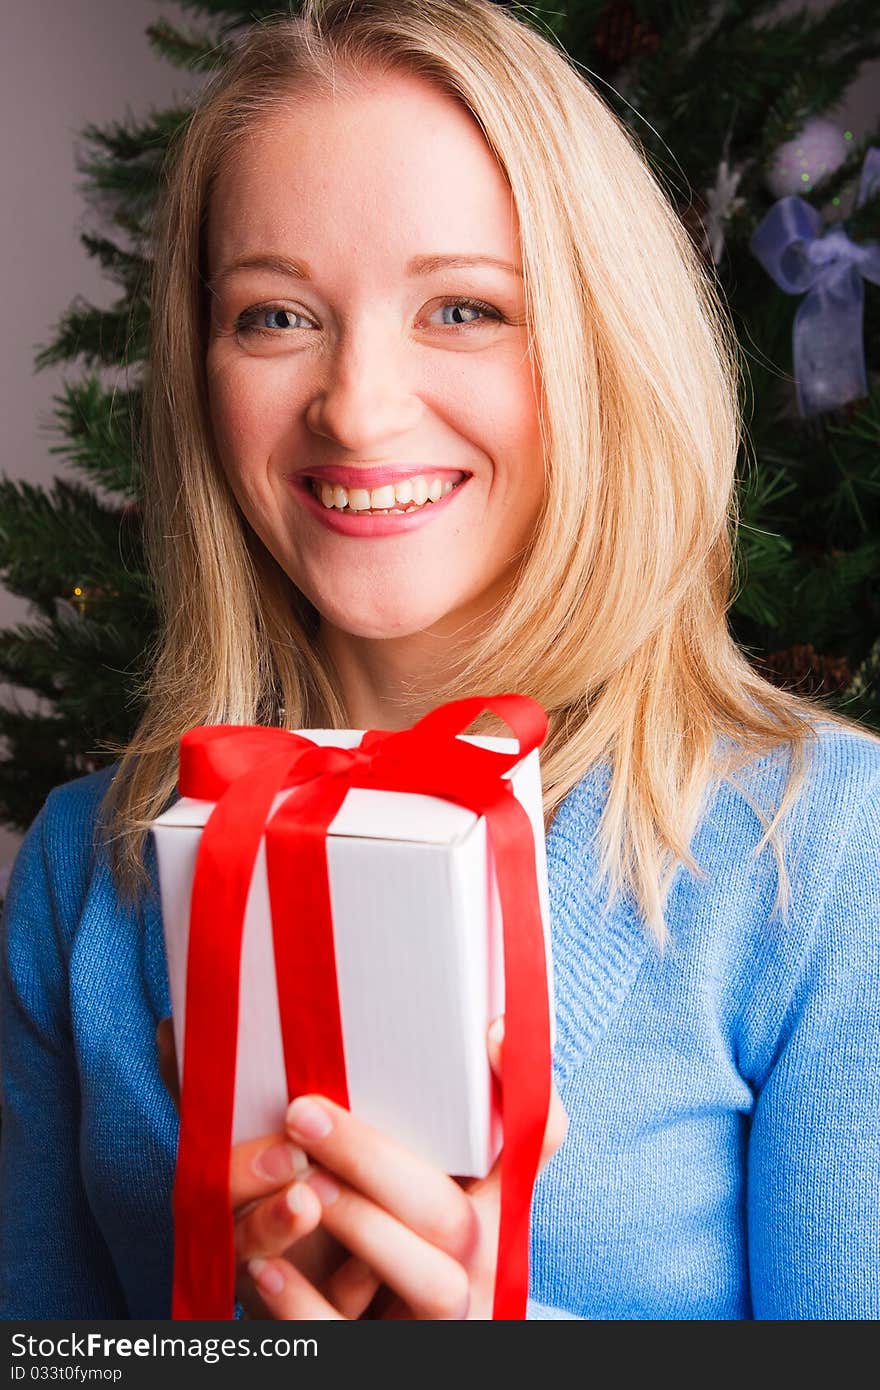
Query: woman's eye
[[427, 298, 503, 329], [235, 306, 310, 336], [234, 297, 503, 339]]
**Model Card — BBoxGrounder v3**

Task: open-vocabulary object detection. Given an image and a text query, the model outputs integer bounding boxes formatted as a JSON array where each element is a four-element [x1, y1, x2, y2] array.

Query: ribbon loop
[[750, 146, 880, 415]]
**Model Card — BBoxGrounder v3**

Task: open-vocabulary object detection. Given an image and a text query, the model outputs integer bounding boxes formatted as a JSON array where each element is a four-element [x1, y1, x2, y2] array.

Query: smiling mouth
[[305, 473, 468, 515]]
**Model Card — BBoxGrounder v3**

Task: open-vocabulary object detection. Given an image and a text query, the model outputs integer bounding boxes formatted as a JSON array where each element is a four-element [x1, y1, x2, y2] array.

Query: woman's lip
[[288, 473, 471, 537]]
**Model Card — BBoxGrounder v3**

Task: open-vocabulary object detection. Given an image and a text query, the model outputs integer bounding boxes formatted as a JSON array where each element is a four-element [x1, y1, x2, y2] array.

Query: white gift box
[[150, 730, 554, 1178]]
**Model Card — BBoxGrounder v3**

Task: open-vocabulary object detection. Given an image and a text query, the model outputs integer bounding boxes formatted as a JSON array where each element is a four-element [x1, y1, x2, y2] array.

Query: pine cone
[[760, 643, 853, 697], [594, 0, 660, 67]]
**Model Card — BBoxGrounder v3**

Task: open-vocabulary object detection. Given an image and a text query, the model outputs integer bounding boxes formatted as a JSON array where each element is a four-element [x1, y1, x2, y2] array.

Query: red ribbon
[[170, 693, 552, 1320]]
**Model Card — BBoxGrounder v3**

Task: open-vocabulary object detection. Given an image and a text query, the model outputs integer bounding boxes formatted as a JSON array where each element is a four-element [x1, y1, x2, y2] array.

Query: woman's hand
[[156, 1016, 567, 1319], [156, 1018, 353, 1317]]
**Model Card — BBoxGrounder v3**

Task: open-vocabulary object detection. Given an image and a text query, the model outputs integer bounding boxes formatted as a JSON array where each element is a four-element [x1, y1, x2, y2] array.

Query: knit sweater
[[1, 720, 878, 1320]]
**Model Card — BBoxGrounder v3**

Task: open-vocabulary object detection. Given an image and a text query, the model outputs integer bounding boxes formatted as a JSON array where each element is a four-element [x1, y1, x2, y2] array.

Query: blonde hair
[[99, 0, 879, 945]]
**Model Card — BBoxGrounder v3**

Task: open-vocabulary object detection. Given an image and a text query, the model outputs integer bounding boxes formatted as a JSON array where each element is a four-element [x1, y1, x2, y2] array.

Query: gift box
[[152, 728, 554, 1178], [151, 694, 555, 1321]]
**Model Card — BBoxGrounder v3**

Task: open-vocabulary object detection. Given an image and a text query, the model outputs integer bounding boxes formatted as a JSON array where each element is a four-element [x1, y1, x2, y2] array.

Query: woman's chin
[[314, 595, 462, 642]]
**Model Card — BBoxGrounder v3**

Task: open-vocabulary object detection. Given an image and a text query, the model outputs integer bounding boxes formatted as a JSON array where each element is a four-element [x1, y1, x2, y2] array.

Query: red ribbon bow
[[170, 693, 552, 1320]]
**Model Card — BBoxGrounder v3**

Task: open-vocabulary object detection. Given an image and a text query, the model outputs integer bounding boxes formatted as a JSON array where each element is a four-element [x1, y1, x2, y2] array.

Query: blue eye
[[236, 306, 308, 334], [430, 298, 503, 328], [234, 297, 503, 338]]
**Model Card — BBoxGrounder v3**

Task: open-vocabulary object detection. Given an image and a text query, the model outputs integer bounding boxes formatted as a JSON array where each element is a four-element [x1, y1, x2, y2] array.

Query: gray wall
[[1, 2, 878, 878]]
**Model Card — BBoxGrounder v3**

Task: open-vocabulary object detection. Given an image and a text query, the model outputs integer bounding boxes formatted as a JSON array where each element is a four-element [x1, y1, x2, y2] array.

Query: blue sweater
[[1, 721, 878, 1320]]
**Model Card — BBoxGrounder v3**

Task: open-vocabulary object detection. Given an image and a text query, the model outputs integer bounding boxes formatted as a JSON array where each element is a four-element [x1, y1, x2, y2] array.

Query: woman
[[1, 0, 878, 1320]]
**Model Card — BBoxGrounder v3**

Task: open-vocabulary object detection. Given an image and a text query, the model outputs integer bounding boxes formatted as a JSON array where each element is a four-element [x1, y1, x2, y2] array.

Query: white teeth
[[309, 472, 463, 512], [370, 484, 397, 509]]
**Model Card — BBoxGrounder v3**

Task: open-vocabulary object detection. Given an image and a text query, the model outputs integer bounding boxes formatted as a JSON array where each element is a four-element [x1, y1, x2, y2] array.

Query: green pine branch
[[789, 540, 880, 651], [171, 0, 300, 27], [145, 16, 234, 71], [621, 0, 879, 192], [78, 233, 150, 295], [731, 454, 799, 627], [0, 609, 153, 712], [33, 297, 148, 371], [0, 477, 144, 612], [76, 106, 194, 165], [732, 525, 799, 628], [73, 108, 194, 223], [45, 377, 143, 499]]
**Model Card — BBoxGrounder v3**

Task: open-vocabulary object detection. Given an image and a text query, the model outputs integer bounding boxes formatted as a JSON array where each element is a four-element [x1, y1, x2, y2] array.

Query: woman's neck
[[317, 621, 440, 731]]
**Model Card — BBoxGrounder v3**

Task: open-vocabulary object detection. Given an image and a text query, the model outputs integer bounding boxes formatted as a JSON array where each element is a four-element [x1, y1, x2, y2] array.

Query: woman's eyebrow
[[207, 250, 523, 290], [408, 253, 523, 278]]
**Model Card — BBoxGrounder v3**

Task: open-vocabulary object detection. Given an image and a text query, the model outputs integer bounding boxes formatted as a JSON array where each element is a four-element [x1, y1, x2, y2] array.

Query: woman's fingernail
[[248, 1258, 285, 1296], [286, 1181, 306, 1215], [488, 1017, 505, 1046], [306, 1169, 340, 1205], [286, 1097, 333, 1141], [253, 1141, 310, 1183]]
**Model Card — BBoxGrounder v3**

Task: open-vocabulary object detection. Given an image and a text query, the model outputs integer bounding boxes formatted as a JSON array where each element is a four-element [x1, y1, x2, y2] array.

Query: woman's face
[[205, 73, 545, 640]]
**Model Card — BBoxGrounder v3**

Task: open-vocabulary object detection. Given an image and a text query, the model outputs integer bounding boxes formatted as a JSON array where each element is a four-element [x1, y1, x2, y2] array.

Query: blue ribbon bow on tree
[[750, 146, 880, 416]]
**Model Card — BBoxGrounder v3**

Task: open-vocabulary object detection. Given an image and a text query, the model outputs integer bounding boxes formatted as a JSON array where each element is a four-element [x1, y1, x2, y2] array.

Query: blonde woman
[[1, 0, 878, 1321]]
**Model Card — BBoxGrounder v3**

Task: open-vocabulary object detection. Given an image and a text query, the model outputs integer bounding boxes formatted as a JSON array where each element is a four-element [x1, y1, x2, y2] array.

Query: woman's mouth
[[307, 471, 466, 515], [288, 470, 472, 538]]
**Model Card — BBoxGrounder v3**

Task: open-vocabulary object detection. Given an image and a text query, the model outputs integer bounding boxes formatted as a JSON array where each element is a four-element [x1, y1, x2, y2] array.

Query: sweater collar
[[543, 761, 652, 1085]]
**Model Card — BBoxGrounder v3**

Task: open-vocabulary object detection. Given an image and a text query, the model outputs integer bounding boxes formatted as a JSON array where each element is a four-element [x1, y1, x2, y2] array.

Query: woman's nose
[[304, 326, 424, 451]]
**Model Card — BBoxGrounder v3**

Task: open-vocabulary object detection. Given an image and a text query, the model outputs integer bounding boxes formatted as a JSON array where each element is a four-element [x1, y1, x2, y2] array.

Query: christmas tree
[[1, 0, 878, 860]]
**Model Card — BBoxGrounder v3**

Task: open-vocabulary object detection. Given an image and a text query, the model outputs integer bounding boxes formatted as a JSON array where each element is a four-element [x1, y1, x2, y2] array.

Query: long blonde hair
[[99, 0, 879, 945]]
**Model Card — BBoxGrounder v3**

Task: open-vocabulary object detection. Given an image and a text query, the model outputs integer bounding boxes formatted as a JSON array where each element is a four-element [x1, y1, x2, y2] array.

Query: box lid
[[151, 730, 532, 846]]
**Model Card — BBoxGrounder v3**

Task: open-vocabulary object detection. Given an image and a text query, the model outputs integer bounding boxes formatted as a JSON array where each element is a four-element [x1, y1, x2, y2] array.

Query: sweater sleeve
[[746, 779, 880, 1319], [0, 797, 128, 1318]]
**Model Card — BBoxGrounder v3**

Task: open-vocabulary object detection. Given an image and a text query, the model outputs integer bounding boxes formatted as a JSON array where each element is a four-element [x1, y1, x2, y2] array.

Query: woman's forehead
[[205, 78, 521, 282]]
